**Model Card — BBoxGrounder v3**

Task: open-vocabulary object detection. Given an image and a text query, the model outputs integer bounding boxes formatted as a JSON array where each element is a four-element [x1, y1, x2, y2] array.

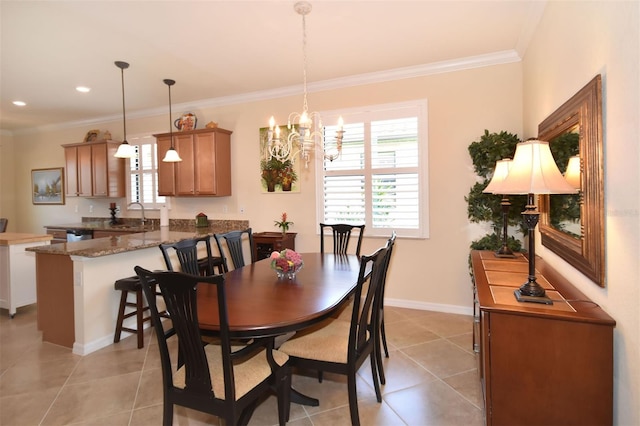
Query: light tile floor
[[0, 304, 484, 425]]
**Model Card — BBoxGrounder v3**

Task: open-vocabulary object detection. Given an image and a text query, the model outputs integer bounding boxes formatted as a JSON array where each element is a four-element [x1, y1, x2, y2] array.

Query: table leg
[[290, 388, 319, 406]]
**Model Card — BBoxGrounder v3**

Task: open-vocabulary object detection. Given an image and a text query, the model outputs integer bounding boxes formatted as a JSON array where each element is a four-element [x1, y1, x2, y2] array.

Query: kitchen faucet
[[128, 202, 146, 226]]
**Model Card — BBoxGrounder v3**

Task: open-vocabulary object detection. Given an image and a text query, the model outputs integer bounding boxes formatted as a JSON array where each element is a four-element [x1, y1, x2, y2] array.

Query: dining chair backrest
[[159, 236, 215, 276], [319, 223, 365, 256], [133, 266, 290, 426], [350, 244, 390, 357], [374, 231, 396, 383], [0, 218, 7, 233], [380, 231, 396, 298], [214, 228, 255, 272]]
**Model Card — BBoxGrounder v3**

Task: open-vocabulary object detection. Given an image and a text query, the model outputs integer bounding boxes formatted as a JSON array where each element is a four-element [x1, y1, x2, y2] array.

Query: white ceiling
[[0, 0, 546, 134]]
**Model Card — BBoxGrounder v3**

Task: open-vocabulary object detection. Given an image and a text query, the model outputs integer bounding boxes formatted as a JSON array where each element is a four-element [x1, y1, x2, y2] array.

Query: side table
[[253, 232, 297, 260]]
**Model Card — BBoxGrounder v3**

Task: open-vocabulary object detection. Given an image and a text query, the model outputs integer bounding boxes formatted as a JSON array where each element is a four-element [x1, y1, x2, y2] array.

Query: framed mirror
[[538, 75, 605, 287]]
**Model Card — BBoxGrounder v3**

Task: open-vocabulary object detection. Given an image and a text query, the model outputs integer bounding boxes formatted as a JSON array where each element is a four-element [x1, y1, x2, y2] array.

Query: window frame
[[315, 100, 429, 239], [125, 132, 168, 211]]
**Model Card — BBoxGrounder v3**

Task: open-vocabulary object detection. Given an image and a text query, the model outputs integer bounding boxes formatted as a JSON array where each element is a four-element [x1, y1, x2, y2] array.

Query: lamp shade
[[499, 139, 578, 195], [162, 148, 182, 162], [564, 155, 581, 189], [114, 142, 136, 158], [484, 158, 512, 194]]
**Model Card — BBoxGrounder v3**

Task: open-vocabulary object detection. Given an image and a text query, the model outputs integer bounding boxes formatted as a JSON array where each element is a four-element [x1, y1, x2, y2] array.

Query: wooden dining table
[[197, 252, 362, 339]]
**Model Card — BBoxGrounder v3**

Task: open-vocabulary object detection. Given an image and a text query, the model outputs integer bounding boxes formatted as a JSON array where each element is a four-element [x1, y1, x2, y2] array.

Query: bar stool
[[113, 276, 152, 349]]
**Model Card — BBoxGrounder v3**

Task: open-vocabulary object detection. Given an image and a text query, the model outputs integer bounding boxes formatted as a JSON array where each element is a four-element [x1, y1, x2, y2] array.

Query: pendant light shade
[[113, 61, 136, 159], [161, 78, 182, 163]]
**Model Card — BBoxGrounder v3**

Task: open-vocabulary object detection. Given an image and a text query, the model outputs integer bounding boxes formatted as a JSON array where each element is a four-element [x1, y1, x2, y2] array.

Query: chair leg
[[369, 352, 382, 402], [375, 330, 386, 385], [347, 371, 361, 426], [135, 288, 144, 349], [162, 402, 173, 426], [381, 317, 389, 357], [113, 290, 128, 343], [317, 370, 323, 383]]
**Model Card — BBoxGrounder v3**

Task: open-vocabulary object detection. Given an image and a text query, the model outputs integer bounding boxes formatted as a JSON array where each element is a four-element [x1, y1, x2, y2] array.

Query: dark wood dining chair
[[134, 266, 291, 426], [214, 228, 255, 272], [159, 236, 215, 276], [320, 223, 365, 256], [277, 244, 391, 426], [375, 231, 396, 385]]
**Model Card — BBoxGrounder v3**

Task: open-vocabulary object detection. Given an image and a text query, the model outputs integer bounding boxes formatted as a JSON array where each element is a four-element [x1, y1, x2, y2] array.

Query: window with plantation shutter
[[127, 134, 166, 209], [317, 101, 429, 238]]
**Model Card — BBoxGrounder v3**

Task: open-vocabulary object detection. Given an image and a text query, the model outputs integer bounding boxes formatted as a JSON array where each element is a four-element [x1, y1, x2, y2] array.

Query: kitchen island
[[27, 221, 248, 355], [0, 232, 52, 317]]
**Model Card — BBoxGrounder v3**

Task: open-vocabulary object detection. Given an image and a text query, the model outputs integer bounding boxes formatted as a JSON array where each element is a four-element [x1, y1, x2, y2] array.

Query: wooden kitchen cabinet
[[62, 140, 125, 197], [155, 128, 232, 196], [470, 250, 615, 426]]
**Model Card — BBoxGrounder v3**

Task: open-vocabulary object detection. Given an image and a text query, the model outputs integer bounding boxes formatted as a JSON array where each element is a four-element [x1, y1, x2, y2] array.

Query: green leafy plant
[[465, 129, 526, 252]]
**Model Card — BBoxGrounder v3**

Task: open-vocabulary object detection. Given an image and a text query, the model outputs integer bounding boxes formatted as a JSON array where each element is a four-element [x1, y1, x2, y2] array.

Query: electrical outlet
[[222, 205, 228, 213], [240, 207, 245, 214], [89, 205, 93, 213], [74, 204, 79, 213]]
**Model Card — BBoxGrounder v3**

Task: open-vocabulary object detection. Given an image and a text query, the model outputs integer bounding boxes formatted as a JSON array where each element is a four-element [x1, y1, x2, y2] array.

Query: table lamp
[[498, 139, 578, 304], [484, 158, 516, 258]]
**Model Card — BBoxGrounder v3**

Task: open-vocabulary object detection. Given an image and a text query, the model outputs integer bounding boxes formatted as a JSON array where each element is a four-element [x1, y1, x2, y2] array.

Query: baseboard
[[385, 298, 473, 316]]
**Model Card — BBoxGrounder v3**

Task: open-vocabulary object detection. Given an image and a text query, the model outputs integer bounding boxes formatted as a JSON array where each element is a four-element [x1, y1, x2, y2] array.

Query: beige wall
[[0, 132, 17, 230], [523, 1, 639, 425]]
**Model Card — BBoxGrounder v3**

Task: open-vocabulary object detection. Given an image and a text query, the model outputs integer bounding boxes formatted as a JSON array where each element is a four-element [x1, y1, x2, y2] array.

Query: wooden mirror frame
[[538, 75, 605, 287]]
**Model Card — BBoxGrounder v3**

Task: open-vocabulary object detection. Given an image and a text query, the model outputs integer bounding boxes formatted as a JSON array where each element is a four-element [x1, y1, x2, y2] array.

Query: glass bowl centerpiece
[[270, 249, 303, 280]]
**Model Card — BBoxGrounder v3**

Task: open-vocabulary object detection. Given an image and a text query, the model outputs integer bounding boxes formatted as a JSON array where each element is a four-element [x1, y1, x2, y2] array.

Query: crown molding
[[12, 49, 521, 136]]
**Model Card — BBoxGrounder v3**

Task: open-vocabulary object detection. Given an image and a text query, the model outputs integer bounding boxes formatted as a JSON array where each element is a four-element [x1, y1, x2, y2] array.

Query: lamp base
[[514, 289, 553, 305], [494, 247, 516, 258]]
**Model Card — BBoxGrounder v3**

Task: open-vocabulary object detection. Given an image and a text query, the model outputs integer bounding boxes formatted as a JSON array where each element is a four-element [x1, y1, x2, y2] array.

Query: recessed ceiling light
[[76, 86, 91, 93], [13, 101, 26, 106]]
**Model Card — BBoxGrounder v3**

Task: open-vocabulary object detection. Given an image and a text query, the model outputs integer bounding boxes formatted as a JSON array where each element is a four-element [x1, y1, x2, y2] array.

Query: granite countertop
[[30, 219, 249, 258], [0, 232, 53, 246]]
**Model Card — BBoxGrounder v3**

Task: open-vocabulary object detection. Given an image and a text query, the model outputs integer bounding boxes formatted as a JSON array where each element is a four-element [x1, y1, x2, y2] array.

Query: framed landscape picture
[[32, 168, 65, 205]]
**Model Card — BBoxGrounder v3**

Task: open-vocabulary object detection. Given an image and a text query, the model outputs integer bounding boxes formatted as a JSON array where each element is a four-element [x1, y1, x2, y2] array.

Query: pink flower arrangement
[[270, 249, 303, 273]]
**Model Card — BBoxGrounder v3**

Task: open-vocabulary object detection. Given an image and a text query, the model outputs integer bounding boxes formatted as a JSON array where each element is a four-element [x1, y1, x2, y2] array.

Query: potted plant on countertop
[[274, 212, 293, 235]]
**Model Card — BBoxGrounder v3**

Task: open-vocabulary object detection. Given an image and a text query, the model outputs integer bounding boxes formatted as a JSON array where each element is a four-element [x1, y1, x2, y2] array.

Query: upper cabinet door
[[155, 128, 232, 197], [174, 133, 197, 195], [62, 140, 124, 197], [194, 131, 231, 196], [157, 135, 176, 196]]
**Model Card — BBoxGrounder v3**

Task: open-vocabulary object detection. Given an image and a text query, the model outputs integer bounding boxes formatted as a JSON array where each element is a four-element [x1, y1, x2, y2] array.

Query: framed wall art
[[259, 126, 301, 193], [32, 167, 65, 205]]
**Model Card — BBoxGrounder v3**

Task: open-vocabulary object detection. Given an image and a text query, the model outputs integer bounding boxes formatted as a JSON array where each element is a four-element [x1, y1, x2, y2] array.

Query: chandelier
[[267, 1, 344, 168]]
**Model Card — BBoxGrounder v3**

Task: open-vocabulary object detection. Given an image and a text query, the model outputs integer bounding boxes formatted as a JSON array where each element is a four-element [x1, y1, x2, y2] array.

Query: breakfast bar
[[27, 221, 247, 355]]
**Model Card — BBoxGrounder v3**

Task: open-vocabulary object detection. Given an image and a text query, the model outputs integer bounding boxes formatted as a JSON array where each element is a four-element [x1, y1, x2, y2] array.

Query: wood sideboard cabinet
[[155, 127, 232, 197], [253, 232, 296, 261], [470, 250, 615, 426], [62, 140, 125, 197]]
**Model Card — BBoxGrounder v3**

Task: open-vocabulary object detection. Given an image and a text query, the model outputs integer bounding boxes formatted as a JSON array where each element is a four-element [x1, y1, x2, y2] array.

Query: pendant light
[[161, 78, 182, 162], [113, 61, 136, 158]]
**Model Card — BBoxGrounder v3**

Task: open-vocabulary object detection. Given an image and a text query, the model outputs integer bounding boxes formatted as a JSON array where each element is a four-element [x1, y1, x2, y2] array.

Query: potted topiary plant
[[466, 130, 527, 252]]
